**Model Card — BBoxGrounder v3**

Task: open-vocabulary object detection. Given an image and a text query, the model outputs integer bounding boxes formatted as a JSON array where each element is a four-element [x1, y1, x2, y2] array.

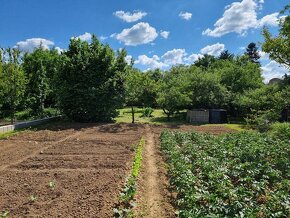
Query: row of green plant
[[114, 138, 145, 218], [160, 130, 290, 217]]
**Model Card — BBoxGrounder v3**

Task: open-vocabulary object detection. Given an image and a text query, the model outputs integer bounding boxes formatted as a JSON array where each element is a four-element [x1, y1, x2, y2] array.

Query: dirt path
[[135, 125, 175, 217]]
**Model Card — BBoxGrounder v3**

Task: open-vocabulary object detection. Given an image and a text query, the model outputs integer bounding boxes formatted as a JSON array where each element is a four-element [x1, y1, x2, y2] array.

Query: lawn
[[116, 107, 246, 131]]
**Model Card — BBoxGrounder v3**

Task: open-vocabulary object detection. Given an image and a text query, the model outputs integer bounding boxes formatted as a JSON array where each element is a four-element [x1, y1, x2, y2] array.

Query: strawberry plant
[[161, 130, 290, 217]]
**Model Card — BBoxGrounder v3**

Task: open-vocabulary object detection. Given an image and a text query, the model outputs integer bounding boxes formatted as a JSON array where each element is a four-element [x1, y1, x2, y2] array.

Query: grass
[[0, 130, 19, 139], [116, 108, 246, 131], [116, 108, 187, 125]]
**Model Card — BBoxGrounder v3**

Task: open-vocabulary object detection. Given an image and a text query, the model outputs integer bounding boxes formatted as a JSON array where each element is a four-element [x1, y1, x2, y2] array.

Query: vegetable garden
[[160, 130, 290, 217]]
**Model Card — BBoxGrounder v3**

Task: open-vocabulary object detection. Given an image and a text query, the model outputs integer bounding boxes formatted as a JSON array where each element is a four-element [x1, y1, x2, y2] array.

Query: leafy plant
[[114, 138, 144, 217], [48, 180, 56, 190], [160, 130, 290, 217], [0, 211, 10, 218], [270, 122, 290, 141], [29, 194, 37, 202], [141, 107, 154, 118]]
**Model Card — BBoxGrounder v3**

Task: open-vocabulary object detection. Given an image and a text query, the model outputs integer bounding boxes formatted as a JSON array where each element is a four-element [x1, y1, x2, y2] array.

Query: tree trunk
[[131, 106, 135, 123]]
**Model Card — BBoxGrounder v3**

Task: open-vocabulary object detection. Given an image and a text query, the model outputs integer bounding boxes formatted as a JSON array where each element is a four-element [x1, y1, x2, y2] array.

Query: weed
[[0, 211, 10, 218], [48, 180, 56, 190]]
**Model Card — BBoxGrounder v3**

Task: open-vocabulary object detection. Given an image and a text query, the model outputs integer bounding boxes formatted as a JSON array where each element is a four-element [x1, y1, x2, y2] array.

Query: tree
[[124, 69, 144, 123], [56, 36, 127, 122], [0, 48, 26, 123], [262, 4, 290, 68], [194, 54, 216, 69], [219, 50, 234, 60], [157, 68, 191, 120], [245, 42, 260, 64], [23, 47, 61, 115]]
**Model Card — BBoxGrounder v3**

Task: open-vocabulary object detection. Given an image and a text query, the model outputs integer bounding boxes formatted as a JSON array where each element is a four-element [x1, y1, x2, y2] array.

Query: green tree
[[245, 42, 260, 64], [219, 50, 234, 60], [23, 47, 61, 115], [194, 54, 216, 69], [262, 4, 290, 68], [124, 69, 144, 123], [0, 48, 26, 123], [157, 67, 191, 120], [56, 36, 127, 122]]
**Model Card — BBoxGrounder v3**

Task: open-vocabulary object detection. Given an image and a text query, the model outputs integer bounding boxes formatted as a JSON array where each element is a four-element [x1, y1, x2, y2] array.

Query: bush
[[245, 110, 280, 132], [141, 107, 154, 118], [270, 122, 290, 141]]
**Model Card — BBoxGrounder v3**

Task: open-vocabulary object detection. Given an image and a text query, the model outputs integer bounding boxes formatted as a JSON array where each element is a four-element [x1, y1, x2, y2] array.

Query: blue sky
[[0, 0, 289, 82]]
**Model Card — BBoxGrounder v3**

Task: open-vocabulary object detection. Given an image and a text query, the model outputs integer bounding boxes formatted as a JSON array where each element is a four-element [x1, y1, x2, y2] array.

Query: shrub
[[141, 107, 154, 118], [270, 122, 290, 141]]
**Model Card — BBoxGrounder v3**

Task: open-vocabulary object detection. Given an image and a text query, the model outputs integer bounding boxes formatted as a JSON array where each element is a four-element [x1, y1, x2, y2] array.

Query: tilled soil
[[0, 122, 234, 218], [0, 123, 145, 218]]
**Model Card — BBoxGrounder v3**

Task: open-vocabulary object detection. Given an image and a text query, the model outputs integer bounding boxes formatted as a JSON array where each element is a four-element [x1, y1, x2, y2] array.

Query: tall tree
[[219, 50, 234, 60], [194, 54, 216, 69], [23, 47, 61, 115], [124, 69, 143, 123], [56, 35, 127, 122], [0, 48, 26, 123], [262, 4, 290, 68], [245, 42, 260, 64]]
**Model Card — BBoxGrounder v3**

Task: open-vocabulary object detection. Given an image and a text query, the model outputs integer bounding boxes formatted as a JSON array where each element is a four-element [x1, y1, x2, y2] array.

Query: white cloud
[[203, 0, 282, 37], [184, 53, 204, 64], [114, 10, 147, 23], [100, 36, 108, 41], [125, 55, 133, 64], [160, 31, 170, 39], [258, 12, 280, 27], [74, 32, 92, 41], [200, 43, 225, 56], [162, 49, 187, 65], [16, 38, 54, 52], [116, 22, 158, 46], [179, 12, 192, 20], [262, 61, 289, 83], [55, 47, 64, 54], [259, 51, 269, 60], [135, 54, 167, 69]]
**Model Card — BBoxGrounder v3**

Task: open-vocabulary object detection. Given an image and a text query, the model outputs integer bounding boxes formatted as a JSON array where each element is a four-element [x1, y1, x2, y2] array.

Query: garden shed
[[187, 109, 209, 123]]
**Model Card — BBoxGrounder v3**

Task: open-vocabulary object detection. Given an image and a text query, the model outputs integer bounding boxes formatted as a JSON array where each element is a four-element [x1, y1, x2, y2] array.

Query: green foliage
[[114, 138, 144, 218], [0, 48, 26, 122], [141, 107, 154, 118], [245, 42, 260, 64], [0, 211, 9, 218], [161, 130, 290, 218], [270, 122, 290, 141], [245, 110, 280, 132], [23, 47, 61, 115], [157, 67, 191, 119], [262, 5, 290, 68], [56, 36, 127, 122]]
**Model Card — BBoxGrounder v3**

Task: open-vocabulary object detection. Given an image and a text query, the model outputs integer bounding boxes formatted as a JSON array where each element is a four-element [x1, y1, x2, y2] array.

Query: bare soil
[[0, 123, 145, 218], [0, 122, 234, 217]]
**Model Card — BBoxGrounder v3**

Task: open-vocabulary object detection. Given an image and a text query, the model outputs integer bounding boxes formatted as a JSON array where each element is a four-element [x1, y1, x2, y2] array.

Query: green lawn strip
[[160, 130, 289, 217], [114, 137, 145, 217], [0, 130, 21, 140], [116, 108, 187, 125]]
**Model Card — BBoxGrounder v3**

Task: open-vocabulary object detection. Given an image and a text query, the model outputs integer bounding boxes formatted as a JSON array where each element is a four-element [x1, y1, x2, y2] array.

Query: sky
[[0, 0, 289, 82]]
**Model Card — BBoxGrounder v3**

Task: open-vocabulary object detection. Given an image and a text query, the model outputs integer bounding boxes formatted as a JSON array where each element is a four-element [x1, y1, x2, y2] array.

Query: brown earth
[[0, 122, 234, 218], [0, 123, 145, 218]]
